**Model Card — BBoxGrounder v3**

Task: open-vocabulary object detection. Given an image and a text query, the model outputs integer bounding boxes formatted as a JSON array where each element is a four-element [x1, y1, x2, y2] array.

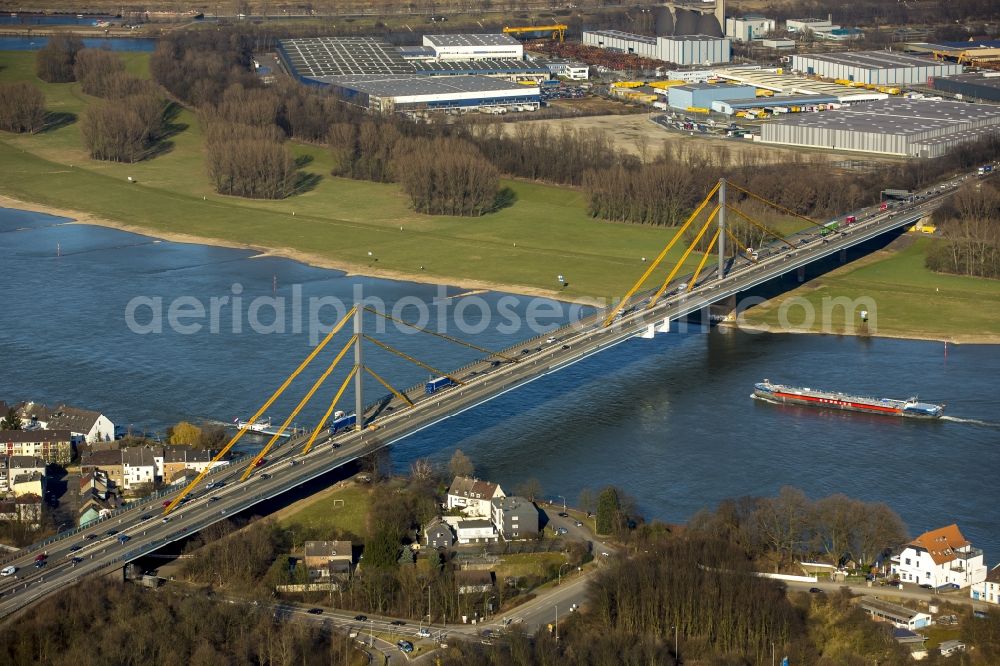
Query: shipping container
[[331, 414, 356, 433]]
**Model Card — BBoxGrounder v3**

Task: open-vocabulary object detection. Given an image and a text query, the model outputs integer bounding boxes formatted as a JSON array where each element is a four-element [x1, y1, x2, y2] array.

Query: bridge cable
[[364, 366, 415, 409], [725, 205, 797, 249], [361, 335, 464, 387], [687, 228, 722, 292], [302, 366, 359, 455], [163, 306, 357, 514], [648, 205, 720, 309], [241, 335, 357, 481], [363, 307, 518, 363], [725, 229, 759, 263], [725, 181, 829, 232], [602, 180, 721, 327]]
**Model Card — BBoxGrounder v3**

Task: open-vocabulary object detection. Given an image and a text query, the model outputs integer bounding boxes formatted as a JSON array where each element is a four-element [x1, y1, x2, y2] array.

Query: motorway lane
[[0, 171, 969, 618]]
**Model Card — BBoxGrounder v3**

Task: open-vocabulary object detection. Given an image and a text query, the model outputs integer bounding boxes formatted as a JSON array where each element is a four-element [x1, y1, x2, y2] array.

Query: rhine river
[[2, 208, 999, 561]]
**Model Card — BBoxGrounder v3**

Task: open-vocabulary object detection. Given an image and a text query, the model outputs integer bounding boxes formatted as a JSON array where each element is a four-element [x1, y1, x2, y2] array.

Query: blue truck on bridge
[[425, 376, 455, 395], [330, 413, 356, 434]]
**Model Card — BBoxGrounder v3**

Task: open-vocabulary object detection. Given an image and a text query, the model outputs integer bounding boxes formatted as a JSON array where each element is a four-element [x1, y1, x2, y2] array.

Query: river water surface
[[1, 208, 998, 562]]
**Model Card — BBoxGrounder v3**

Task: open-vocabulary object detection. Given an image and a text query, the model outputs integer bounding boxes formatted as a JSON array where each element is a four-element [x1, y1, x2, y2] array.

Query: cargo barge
[[753, 379, 944, 419]]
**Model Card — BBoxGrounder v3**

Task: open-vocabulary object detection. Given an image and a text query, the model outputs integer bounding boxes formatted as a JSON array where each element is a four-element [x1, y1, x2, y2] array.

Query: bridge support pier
[[637, 318, 671, 339], [717, 178, 727, 280], [796, 266, 806, 283]]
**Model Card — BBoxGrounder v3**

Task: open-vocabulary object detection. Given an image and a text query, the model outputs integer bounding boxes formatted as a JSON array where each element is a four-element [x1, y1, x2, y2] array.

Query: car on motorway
[[260, 473, 272, 480], [161, 517, 170, 523], [34, 559, 46, 569], [118, 534, 130, 544], [34, 553, 46, 563], [307, 608, 323, 615], [546, 337, 557, 343], [84, 533, 98, 540], [69, 544, 82, 552], [809, 587, 823, 593], [0, 566, 16, 577], [105, 529, 118, 536], [255, 458, 267, 467], [390, 620, 405, 626], [397, 640, 414, 654], [71, 557, 83, 565], [354, 614, 368, 621], [140, 514, 152, 521], [208, 496, 220, 502]]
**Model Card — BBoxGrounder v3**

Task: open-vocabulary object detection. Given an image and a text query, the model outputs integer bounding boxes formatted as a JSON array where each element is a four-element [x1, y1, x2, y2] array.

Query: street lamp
[[554, 604, 559, 641], [671, 625, 679, 662], [557, 495, 566, 512], [558, 562, 571, 585], [369, 618, 374, 647]]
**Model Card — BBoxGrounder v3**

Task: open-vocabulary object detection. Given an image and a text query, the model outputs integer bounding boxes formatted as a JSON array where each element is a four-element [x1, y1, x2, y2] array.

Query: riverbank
[[0, 193, 598, 305]]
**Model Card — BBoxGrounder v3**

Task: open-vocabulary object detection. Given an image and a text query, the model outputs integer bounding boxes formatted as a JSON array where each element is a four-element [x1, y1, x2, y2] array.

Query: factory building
[[308, 75, 540, 113], [542, 60, 590, 80], [725, 16, 775, 42], [786, 18, 836, 33], [931, 72, 1000, 103], [667, 82, 756, 109], [760, 98, 1000, 158], [422, 34, 523, 61], [412, 59, 549, 84], [582, 30, 731, 66], [791, 51, 963, 86]]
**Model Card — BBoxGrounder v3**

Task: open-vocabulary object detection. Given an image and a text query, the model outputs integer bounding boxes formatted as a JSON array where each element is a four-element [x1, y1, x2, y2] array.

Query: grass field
[[277, 484, 372, 542], [741, 236, 1000, 340]]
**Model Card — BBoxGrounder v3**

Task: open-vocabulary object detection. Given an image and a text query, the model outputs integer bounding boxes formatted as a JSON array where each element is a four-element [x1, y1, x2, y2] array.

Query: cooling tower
[[654, 6, 674, 36], [696, 13, 723, 37], [673, 8, 697, 35]]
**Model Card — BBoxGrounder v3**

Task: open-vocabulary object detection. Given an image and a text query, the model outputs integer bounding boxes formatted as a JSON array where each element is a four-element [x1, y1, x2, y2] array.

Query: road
[[0, 169, 972, 619], [786, 579, 992, 611]]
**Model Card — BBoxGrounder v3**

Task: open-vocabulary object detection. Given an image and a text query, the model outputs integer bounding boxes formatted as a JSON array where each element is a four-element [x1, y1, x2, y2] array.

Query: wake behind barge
[[753, 379, 944, 419]]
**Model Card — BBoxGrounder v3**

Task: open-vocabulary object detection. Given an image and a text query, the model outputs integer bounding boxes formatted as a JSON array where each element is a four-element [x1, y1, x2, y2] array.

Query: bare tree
[[0, 82, 46, 134], [447, 449, 474, 480]]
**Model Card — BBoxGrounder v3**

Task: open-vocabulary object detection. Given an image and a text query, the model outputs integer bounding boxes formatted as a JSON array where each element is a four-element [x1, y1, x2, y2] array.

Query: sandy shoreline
[[0, 193, 601, 306], [3, 193, 997, 345]]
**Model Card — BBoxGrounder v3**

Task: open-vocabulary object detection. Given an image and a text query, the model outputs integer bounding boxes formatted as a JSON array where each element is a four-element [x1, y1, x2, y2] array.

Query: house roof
[[0, 430, 72, 444], [46, 405, 104, 434], [304, 540, 353, 560], [15, 401, 52, 422], [454, 570, 494, 586], [11, 472, 43, 485], [123, 447, 161, 467], [8, 455, 45, 470], [986, 563, 1000, 584], [424, 518, 454, 537], [81, 449, 123, 468], [163, 447, 214, 463], [456, 518, 494, 531], [861, 599, 928, 621], [449, 476, 501, 501], [909, 524, 971, 565]]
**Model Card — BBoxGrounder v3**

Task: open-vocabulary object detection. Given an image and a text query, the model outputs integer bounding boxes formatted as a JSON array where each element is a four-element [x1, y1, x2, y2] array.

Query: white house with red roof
[[891, 524, 987, 589], [970, 564, 1000, 605]]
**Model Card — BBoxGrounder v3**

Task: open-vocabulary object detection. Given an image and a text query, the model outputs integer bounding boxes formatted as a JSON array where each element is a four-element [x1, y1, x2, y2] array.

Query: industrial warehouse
[[277, 35, 542, 113], [582, 30, 731, 66], [931, 72, 1000, 103], [760, 98, 1000, 157], [790, 50, 963, 86]]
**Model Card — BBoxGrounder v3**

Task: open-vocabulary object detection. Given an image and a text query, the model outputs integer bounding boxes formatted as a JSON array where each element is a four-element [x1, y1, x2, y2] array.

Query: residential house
[[162, 447, 217, 483], [0, 457, 6, 493], [81, 449, 125, 489], [46, 405, 115, 444], [0, 493, 43, 524], [455, 519, 497, 545], [303, 540, 353, 580], [78, 470, 120, 526], [11, 472, 45, 499], [939, 640, 966, 657], [15, 401, 53, 429], [491, 495, 538, 540], [0, 430, 72, 465], [447, 476, 504, 518], [970, 563, 1000, 605], [123, 447, 161, 491], [891, 524, 987, 589], [860, 598, 933, 630], [455, 570, 494, 595], [892, 628, 928, 661], [424, 518, 455, 549]]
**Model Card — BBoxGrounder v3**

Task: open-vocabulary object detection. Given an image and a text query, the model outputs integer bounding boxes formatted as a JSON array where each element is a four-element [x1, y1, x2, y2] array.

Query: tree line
[[35, 39, 169, 163], [686, 486, 908, 571], [927, 179, 1000, 279], [0, 577, 357, 665]]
